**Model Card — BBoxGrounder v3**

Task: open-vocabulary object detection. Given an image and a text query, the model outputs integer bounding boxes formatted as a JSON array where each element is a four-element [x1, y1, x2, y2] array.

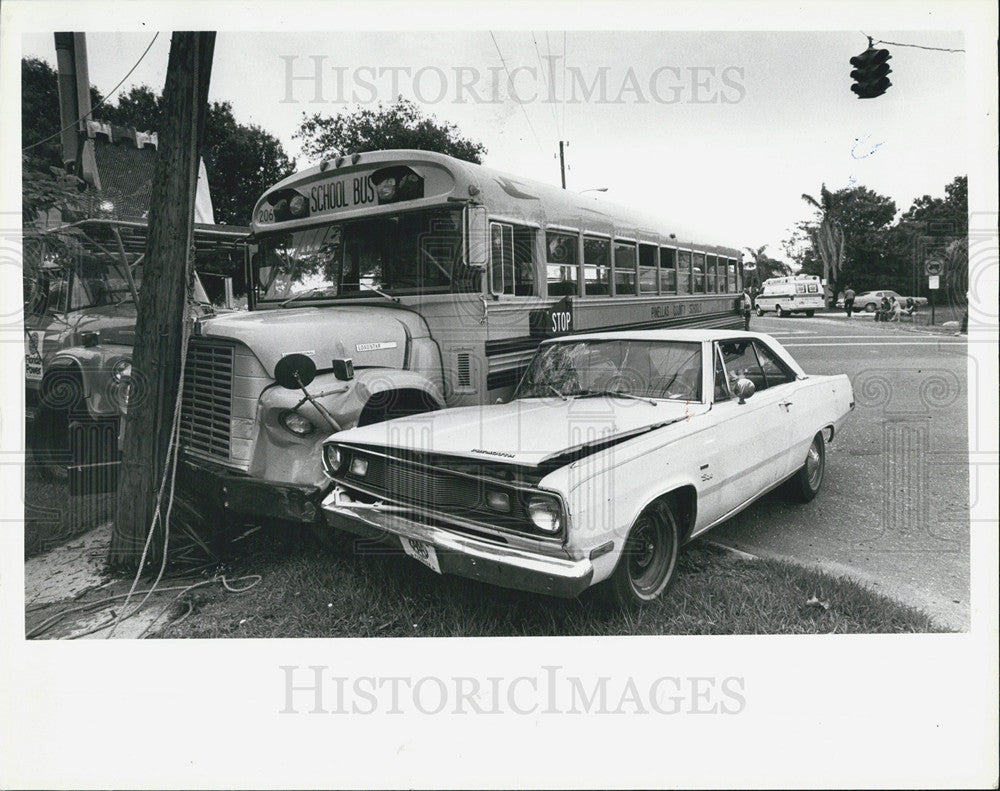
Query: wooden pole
[[109, 32, 216, 568]]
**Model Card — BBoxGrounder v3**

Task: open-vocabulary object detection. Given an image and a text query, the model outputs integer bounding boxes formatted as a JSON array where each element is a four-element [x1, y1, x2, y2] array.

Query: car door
[[697, 339, 795, 525]]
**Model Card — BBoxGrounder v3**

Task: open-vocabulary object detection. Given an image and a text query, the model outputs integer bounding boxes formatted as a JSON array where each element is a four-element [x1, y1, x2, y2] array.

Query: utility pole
[[109, 32, 216, 568], [558, 140, 567, 189]]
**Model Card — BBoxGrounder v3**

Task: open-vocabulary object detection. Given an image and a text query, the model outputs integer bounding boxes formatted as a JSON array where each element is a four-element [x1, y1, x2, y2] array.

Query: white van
[[755, 275, 825, 317]]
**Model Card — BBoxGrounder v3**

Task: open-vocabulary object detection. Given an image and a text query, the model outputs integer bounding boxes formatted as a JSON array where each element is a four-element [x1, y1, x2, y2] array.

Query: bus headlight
[[324, 443, 346, 475], [279, 409, 315, 436], [112, 359, 132, 382], [527, 494, 562, 534]]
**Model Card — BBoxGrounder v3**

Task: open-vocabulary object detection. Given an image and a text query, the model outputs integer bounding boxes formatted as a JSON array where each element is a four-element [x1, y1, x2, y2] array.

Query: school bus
[[177, 149, 744, 525]]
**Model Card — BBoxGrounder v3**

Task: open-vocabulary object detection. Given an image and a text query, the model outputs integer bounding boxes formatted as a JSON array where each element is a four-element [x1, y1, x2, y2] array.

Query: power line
[[489, 31, 545, 155], [531, 32, 561, 139], [861, 32, 965, 53], [23, 32, 161, 153]]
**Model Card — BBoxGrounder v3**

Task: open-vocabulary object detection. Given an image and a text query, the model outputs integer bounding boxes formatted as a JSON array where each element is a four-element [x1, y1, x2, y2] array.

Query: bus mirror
[[467, 206, 488, 267], [275, 353, 317, 390]]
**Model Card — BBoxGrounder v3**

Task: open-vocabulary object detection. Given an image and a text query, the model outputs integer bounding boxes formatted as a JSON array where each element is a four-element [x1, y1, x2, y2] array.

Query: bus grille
[[179, 338, 234, 461]]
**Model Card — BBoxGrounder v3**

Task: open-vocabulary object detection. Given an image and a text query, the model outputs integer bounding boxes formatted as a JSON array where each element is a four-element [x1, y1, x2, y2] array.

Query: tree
[[295, 96, 486, 164], [792, 184, 897, 299], [742, 245, 791, 291], [895, 176, 967, 301], [95, 84, 162, 132]]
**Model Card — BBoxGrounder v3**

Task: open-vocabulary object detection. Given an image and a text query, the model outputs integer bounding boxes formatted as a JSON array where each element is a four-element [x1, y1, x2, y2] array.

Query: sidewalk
[[815, 309, 964, 335]]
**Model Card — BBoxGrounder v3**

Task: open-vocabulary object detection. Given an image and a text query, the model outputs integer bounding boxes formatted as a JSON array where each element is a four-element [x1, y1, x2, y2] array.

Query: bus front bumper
[[321, 487, 594, 599], [179, 455, 328, 524]]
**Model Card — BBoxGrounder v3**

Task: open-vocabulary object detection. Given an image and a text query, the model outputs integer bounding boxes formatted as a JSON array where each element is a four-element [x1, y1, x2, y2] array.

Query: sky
[[15, 19, 974, 263]]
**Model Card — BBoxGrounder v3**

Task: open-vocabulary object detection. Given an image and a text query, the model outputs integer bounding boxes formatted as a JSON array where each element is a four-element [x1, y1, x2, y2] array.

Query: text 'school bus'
[[754, 274, 825, 317], [176, 149, 745, 525]]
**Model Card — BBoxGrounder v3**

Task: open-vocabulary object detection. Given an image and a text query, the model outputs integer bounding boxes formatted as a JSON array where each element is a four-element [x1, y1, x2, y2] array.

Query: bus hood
[[331, 397, 709, 468], [196, 305, 411, 375]]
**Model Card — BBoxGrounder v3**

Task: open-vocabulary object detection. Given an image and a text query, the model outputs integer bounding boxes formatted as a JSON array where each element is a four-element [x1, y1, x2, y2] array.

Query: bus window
[[677, 249, 691, 295], [639, 244, 658, 294], [583, 236, 611, 296], [693, 252, 706, 293], [614, 241, 637, 296], [728, 261, 737, 293], [659, 247, 677, 294], [512, 226, 536, 296], [490, 222, 514, 295], [706, 254, 718, 293], [546, 231, 579, 296]]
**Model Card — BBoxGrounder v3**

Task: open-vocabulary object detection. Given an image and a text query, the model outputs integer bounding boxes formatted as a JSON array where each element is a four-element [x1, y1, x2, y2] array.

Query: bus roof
[[255, 149, 740, 257]]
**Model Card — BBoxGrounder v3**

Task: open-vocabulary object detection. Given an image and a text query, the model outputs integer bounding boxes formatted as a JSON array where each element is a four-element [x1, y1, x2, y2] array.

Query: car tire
[[805, 310, 815, 317], [776, 305, 787, 317], [606, 499, 681, 609], [787, 432, 826, 503], [864, 302, 876, 313], [755, 306, 764, 317]]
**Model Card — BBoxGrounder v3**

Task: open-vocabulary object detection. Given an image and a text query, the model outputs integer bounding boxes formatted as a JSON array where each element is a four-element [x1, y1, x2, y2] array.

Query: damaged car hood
[[330, 397, 709, 467]]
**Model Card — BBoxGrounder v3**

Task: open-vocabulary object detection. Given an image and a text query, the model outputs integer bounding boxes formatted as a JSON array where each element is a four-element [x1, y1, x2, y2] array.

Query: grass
[[23, 459, 946, 637], [143, 528, 946, 638]]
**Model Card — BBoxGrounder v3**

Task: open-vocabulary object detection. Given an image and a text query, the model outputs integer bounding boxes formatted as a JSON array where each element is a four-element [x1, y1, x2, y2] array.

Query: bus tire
[[30, 370, 85, 482], [357, 388, 440, 426]]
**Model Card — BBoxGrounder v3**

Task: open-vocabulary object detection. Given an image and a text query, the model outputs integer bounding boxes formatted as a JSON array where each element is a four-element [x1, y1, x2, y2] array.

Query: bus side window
[[693, 252, 706, 293], [706, 254, 718, 293], [613, 241, 637, 296], [583, 236, 611, 296], [512, 225, 535, 296], [660, 247, 677, 294], [490, 222, 514, 295], [546, 231, 579, 296], [677, 249, 691, 295], [639, 244, 658, 294]]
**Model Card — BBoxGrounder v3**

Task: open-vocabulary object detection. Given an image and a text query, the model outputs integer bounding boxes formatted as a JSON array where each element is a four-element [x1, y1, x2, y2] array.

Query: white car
[[319, 330, 854, 608]]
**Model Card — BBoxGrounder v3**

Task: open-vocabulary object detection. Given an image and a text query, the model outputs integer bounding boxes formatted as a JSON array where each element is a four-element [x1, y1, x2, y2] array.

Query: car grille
[[342, 450, 554, 538], [179, 338, 234, 461]]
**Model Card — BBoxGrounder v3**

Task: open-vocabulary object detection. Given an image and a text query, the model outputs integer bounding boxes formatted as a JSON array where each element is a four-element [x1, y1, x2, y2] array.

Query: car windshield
[[255, 208, 477, 302], [515, 339, 703, 401]]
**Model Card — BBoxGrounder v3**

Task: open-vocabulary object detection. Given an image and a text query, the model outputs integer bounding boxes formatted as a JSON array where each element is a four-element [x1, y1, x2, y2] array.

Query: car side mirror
[[734, 377, 756, 404]]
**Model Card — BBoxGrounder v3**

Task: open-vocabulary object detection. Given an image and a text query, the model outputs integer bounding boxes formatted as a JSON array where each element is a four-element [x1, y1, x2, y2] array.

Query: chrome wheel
[[787, 432, 826, 503]]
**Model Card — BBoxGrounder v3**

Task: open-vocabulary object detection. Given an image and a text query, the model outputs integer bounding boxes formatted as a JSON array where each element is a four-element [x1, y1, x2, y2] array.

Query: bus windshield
[[255, 207, 476, 302]]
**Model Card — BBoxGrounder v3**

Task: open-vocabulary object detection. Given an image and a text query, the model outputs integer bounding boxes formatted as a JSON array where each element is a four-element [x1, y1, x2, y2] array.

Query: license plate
[[401, 537, 441, 574]]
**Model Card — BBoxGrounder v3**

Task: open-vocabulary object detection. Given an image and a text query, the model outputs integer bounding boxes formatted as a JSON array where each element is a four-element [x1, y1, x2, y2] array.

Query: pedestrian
[[889, 296, 903, 322], [875, 295, 891, 322], [741, 287, 753, 331], [843, 285, 856, 318]]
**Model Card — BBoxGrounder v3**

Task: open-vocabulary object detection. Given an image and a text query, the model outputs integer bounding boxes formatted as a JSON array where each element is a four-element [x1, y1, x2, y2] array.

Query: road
[[711, 311, 972, 630]]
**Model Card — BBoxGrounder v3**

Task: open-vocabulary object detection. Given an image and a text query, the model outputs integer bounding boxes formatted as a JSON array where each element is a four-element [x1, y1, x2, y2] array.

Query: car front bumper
[[320, 487, 594, 598]]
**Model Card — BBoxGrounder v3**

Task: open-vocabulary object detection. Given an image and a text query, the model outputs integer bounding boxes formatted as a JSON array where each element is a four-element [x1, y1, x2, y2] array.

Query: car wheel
[[606, 499, 681, 608], [755, 306, 764, 317], [805, 310, 815, 317], [864, 302, 876, 313], [787, 432, 826, 503], [776, 305, 787, 317]]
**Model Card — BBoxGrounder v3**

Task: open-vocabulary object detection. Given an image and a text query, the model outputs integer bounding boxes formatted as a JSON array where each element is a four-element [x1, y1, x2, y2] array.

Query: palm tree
[[801, 185, 845, 305], [742, 244, 792, 291]]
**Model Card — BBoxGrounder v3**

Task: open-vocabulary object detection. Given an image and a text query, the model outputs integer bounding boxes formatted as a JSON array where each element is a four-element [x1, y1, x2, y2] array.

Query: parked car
[[836, 290, 928, 312], [318, 329, 854, 607]]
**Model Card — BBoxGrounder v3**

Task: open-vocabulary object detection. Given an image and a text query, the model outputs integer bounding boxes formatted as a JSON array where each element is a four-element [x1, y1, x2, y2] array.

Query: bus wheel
[[805, 310, 815, 317], [776, 305, 787, 317], [605, 500, 680, 609], [30, 371, 84, 482], [755, 306, 764, 317]]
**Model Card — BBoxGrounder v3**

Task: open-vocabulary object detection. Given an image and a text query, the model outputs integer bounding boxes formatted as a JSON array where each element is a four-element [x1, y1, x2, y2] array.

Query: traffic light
[[850, 47, 892, 98]]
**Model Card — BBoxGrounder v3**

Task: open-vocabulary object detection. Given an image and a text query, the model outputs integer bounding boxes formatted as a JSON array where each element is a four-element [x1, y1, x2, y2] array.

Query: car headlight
[[112, 359, 132, 382], [279, 409, 315, 436], [527, 494, 562, 534], [323, 443, 346, 475]]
